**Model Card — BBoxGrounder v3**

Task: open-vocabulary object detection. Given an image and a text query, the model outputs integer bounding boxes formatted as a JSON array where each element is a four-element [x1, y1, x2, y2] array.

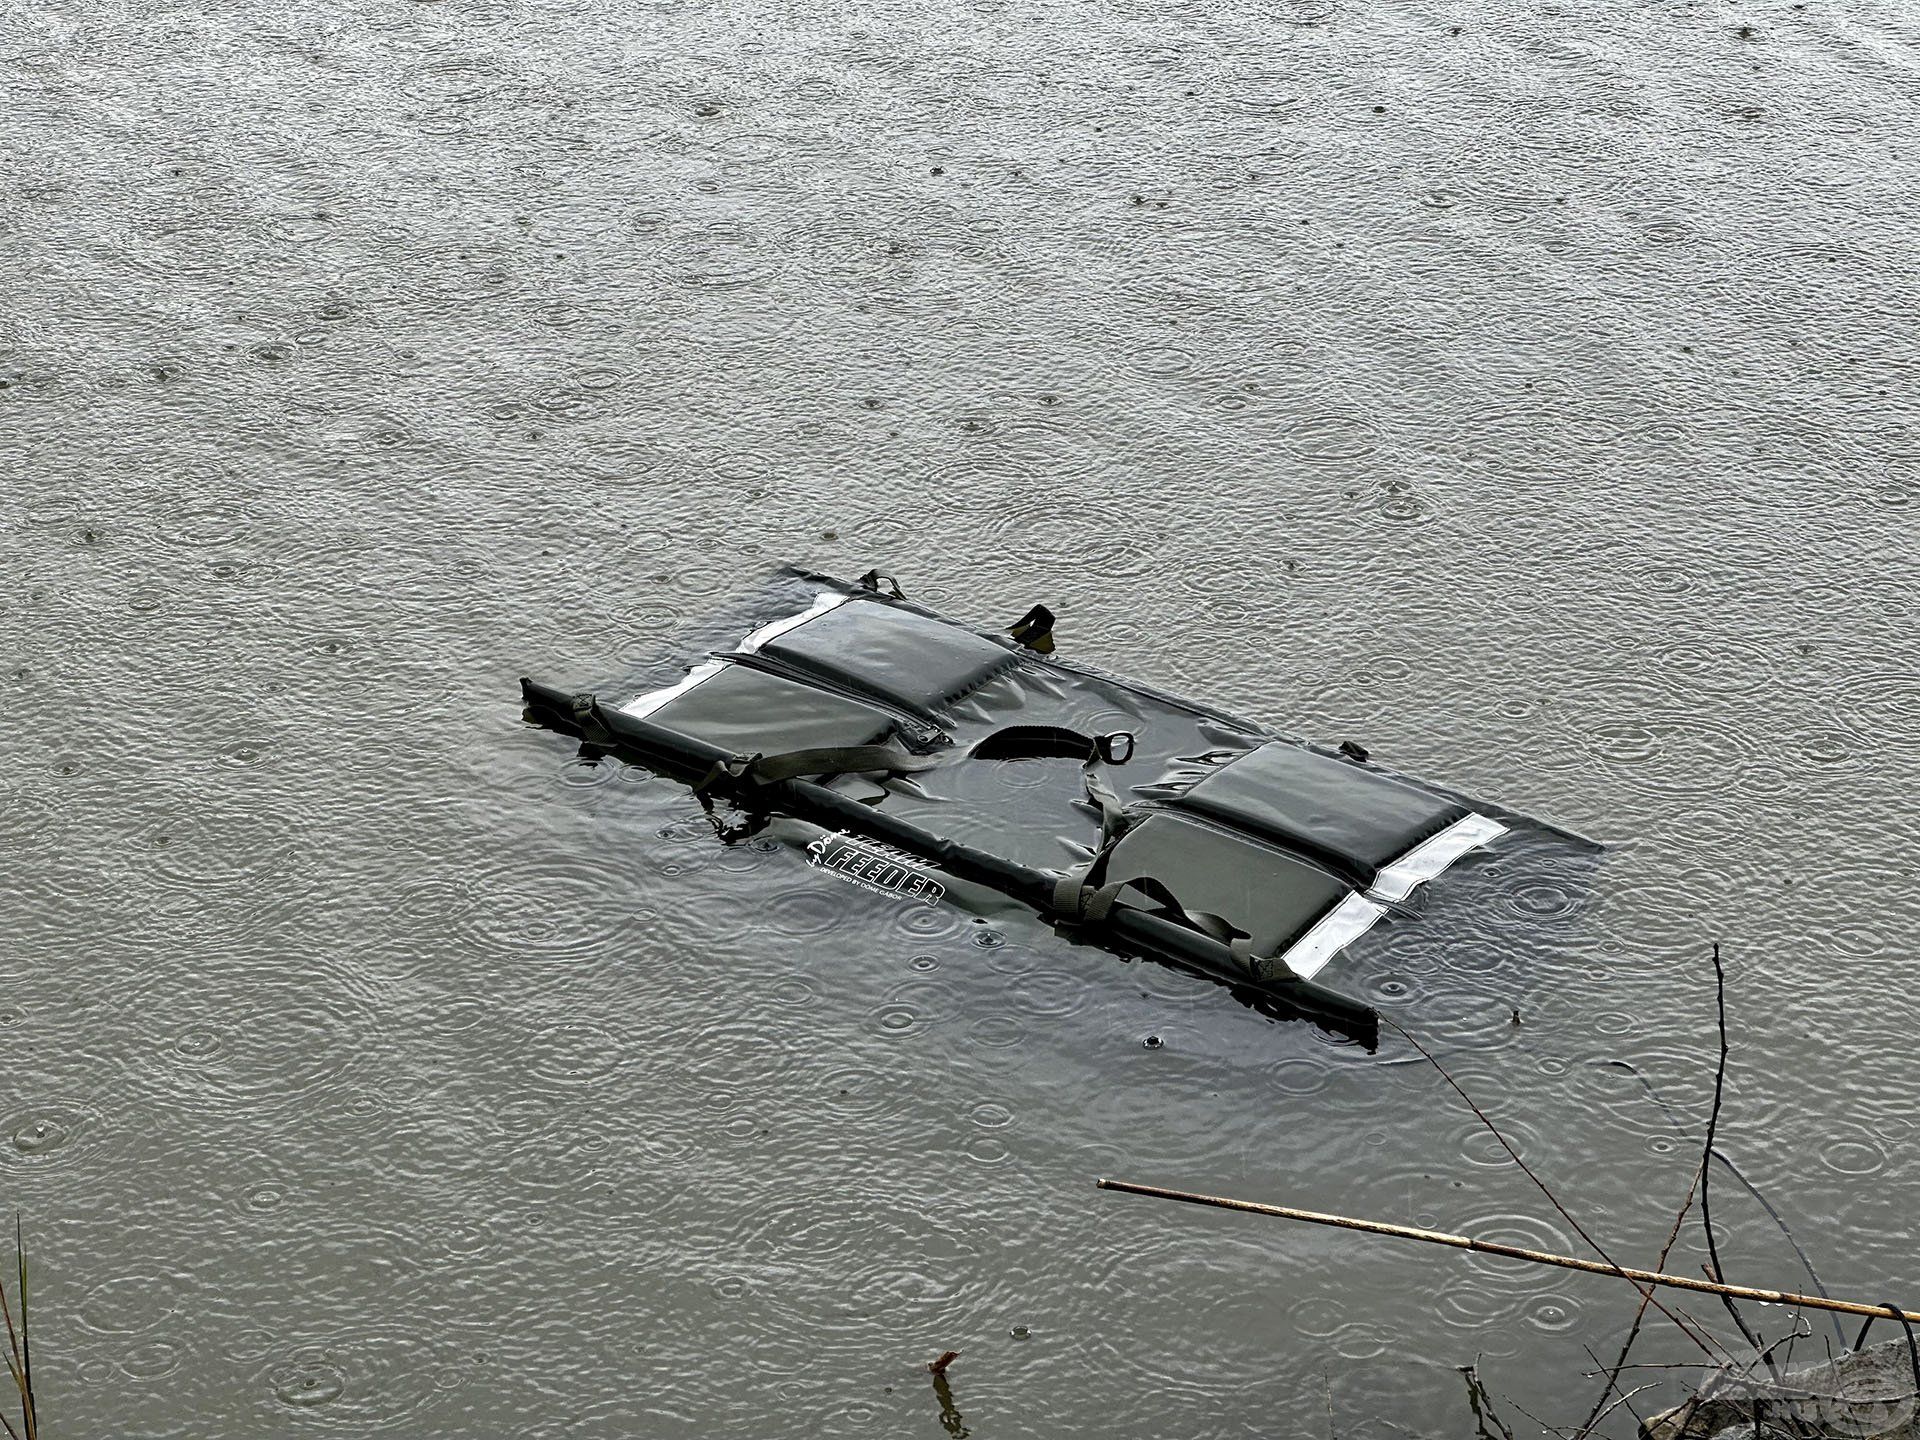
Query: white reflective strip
[[1369, 813, 1508, 903], [619, 659, 728, 719], [736, 591, 848, 654], [620, 591, 851, 718], [1279, 892, 1385, 981]]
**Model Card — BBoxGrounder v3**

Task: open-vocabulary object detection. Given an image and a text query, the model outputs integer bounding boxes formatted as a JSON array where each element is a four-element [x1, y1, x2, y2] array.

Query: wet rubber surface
[[2, 0, 1916, 1433]]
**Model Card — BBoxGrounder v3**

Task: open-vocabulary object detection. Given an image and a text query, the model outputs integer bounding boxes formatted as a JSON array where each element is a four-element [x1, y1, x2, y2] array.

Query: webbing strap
[[1233, 936, 1299, 983], [689, 757, 772, 843], [1050, 865, 1299, 984], [1106, 879, 1252, 960], [1083, 770, 1134, 848], [1052, 875, 1121, 923], [569, 692, 616, 746]]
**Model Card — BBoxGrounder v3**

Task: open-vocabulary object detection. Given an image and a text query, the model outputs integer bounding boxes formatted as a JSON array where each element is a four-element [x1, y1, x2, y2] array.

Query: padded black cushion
[[644, 664, 897, 755], [758, 600, 1017, 714], [1173, 742, 1467, 880]]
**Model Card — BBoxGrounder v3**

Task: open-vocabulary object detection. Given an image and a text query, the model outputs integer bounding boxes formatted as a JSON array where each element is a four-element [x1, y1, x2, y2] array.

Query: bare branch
[[1699, 944, 1776, 1378]]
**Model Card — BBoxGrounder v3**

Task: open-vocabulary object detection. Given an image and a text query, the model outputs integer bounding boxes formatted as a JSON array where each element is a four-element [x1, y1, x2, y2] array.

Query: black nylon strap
[[1083, 770, 1135, 844], [568, 692, 617, 747], [1235, 936, 1300, 984], [1067, 768, 1138, 902], [1107, 877, 1246, 954], [690, 757, 771, 842], [691, 756, 753, 792], [1048, 871, 1292, 982], [1052, 876, 1117, 925]]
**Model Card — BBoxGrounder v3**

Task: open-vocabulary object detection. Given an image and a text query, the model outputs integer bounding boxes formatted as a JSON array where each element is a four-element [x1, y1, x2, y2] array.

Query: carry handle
[[970, 725, 1134, 767]]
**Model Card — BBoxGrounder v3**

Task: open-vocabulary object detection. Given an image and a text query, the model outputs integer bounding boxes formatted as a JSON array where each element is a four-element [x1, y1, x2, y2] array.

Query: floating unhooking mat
[[521, 570, 1598, 1049]]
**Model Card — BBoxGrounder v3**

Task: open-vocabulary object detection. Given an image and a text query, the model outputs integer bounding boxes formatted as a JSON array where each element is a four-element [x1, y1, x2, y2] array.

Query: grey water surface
[[3, 0, 1917, 1434]]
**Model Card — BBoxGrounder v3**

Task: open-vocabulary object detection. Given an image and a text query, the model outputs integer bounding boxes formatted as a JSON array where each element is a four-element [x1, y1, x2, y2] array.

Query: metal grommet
[[1099, 731, 1136, 765]]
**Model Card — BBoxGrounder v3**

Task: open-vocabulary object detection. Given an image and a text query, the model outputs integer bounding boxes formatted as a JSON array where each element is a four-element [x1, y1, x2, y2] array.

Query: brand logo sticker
[[806, 831, 946, 906]]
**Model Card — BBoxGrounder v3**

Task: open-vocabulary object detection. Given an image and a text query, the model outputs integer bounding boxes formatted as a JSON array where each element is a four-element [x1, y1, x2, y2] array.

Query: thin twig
[[1752, 1321, 1811, 1372], [1584, 1379, 1661, 1432], [0, 1277, 21, 1432], [1498, 1390, 1579, 1440], [0, 1252, 19, 1384], [1700, 944, 1776, 1379], [1385, 1018, 1729, 1363], [16, 1218, 27, 1440], [1576, 1157, 1704, 1437], [1582, 1345, 1648, 1432], [0, 1295, 18, 1405], [1460, 1362, 1517, 1440], [0, 1216, 28, 1440]]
